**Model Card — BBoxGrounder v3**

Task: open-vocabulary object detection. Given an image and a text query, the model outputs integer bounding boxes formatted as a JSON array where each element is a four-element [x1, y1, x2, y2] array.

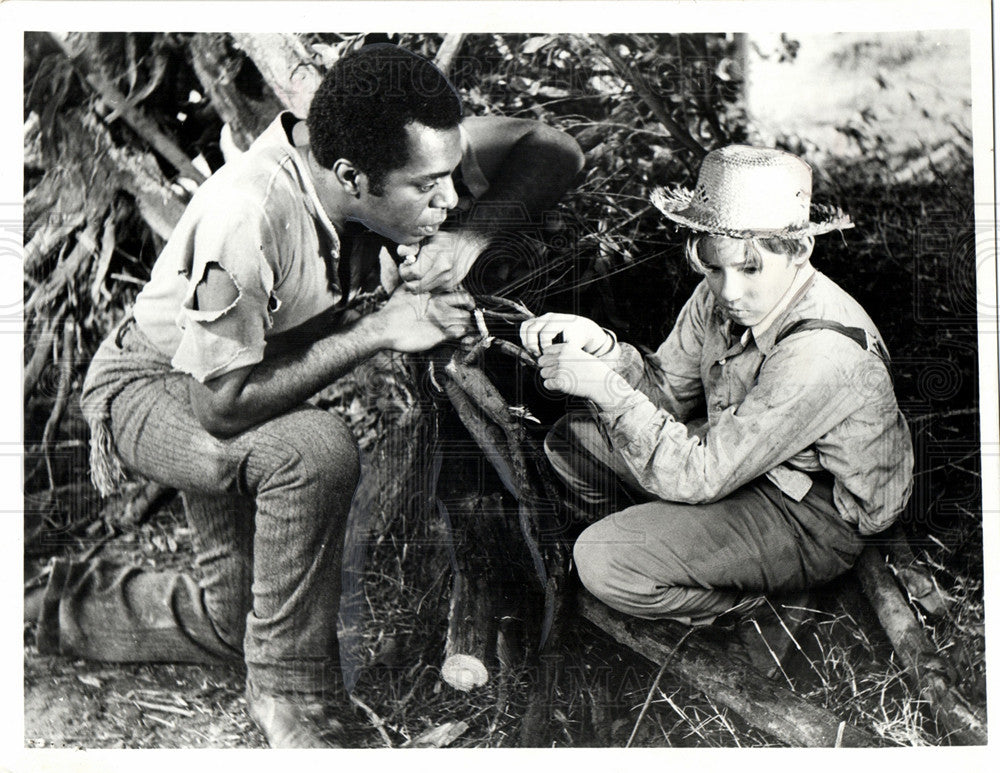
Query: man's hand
[[520, 313, 614, 358], [398, 230, 491, 293], [536, 343, 631, 407], [374, 284, 476, 352]]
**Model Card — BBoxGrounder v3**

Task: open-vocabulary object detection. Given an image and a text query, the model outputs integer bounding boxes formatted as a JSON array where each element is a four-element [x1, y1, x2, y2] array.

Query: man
[[28, 44, 583, 748], [520, 145, 913, 626]]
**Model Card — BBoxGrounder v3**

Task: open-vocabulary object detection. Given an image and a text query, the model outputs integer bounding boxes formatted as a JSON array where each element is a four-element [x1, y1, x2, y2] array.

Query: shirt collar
[[752, 263, 817, 354], [267, 111, 342, 256]]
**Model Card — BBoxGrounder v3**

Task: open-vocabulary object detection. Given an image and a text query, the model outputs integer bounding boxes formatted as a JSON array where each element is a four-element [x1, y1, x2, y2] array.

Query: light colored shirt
[[133, 113, 487, 382], [597, 266, 914, 535]]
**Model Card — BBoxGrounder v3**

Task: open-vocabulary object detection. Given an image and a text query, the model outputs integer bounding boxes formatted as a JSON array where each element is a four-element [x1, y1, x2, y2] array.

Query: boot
[[245, 679, 348, 748]]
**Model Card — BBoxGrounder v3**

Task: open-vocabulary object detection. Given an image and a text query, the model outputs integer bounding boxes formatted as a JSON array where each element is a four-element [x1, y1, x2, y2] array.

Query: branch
[[434, 33, 466, 78], [189, 33, 277, 151], [589, 34, 707, 159], [47, 32, 207, 184], [853, 546, 987, 744]]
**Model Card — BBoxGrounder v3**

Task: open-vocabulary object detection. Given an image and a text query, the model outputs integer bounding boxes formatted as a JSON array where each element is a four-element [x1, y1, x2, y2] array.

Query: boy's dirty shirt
[[595, 265, 913, 535]]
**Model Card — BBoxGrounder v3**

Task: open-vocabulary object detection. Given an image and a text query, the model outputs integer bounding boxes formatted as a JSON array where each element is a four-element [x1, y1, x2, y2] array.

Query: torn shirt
[[132, 112, 488, 383], [595, 268, 914, 535]]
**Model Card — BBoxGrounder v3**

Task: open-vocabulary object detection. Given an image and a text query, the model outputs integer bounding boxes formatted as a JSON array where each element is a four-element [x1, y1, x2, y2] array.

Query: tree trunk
[[189, 33, 280, 151], [231, 33, 323, 118]]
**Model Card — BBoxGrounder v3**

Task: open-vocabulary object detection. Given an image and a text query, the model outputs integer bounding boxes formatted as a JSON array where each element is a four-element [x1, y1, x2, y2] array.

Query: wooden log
[[231, 33, 323, 119], [442, 569, 495, 691], [578, 593, 877, 747], [853, 546, 987, 745]]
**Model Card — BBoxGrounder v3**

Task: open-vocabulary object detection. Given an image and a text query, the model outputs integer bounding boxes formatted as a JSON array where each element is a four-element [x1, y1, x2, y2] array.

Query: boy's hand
[[519, 313, 613, 358], [537, 343, 631, 407]]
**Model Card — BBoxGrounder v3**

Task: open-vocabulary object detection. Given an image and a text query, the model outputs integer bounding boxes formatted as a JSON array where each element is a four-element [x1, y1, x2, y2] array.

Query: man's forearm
[[191, 313, 388, 438]]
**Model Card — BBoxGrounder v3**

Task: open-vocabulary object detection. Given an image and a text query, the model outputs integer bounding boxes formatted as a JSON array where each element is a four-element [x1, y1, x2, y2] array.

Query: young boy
[[519, 145, 913, 624]]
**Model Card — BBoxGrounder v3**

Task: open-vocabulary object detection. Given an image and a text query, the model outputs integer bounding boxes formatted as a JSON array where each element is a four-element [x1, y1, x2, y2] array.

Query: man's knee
[[261, 408, 360, 495]]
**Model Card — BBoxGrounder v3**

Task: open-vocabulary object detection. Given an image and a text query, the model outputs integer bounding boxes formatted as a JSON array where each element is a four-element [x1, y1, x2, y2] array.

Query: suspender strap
[[774, 318, 891, 364]]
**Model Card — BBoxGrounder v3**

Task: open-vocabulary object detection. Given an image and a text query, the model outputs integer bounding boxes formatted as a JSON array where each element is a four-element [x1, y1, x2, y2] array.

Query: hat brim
[[650, 186, 854, 238]]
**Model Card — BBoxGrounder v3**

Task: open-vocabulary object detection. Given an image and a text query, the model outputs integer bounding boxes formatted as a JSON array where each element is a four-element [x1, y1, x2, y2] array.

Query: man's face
[[355, 122, 463, 245], [698, 236, 802, 328]]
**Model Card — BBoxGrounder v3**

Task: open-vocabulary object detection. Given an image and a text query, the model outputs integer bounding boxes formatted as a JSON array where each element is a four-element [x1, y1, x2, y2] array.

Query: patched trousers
[[545, 412, 864, 624], [37, 319, 359, 698]]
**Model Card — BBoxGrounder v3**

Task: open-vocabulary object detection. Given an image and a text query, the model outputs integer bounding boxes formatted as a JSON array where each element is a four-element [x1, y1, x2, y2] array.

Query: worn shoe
[[245, 680, 348, 748]]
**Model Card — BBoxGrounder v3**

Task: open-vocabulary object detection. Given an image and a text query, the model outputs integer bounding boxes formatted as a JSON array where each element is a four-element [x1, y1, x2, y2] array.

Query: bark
[[578, 593, 877, 747], [231, 33, 323, 119], [189, 33, 279, 151]]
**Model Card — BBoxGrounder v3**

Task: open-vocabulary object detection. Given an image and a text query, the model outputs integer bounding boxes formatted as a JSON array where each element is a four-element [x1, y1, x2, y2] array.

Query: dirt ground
[[23, 652, 264, 749]]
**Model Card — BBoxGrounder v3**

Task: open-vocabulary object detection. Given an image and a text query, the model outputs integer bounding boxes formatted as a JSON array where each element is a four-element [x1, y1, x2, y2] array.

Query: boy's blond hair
[[684, 234, 812, 275]]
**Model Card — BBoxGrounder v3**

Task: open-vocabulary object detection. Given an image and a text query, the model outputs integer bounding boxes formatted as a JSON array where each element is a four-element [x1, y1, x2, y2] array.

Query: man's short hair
[[307, 44, 463, 195], [685, 234, 812, 274]]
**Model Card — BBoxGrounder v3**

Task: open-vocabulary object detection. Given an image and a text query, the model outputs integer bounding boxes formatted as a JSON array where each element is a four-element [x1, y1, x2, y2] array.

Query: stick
[[40, 318, 76, 490], [590, 34, 707, 159], [853, 546, 987, 744], [231, 33, 323, 119], [433, 34, 466, 78]]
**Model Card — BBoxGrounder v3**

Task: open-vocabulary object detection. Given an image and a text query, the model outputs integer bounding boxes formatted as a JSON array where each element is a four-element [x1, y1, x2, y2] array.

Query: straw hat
[[651, 145, 853, 238]]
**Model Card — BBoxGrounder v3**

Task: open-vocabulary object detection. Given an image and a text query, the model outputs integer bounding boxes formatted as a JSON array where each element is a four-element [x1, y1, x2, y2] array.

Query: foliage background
[[21, 30, 984, 747]]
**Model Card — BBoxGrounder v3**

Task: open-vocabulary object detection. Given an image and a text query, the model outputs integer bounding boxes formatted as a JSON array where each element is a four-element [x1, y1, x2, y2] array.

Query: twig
[[627, 627, 694, 747], [350, 694, 394, 747], [490, 339, 537, 368], [23, 303, 67, 400], [41, 318, 76, 490], [750, 617, 794, 690], [132, 699, 195, 717], [765, 598, 830, 688]]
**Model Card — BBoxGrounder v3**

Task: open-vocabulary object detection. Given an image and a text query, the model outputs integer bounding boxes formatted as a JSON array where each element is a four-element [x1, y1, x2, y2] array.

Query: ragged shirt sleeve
[[596, 330, 875, 504], [597, 280, 709, 423], [171, 195, 280, 383]]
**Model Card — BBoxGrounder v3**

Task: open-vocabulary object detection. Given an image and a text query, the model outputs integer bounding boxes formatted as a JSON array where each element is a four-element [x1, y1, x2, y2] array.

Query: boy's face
[[698, 236, 803, 328], [354, 122, 463, 245]]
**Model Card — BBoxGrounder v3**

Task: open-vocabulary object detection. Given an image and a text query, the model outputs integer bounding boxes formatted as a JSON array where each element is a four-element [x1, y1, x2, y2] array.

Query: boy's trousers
[[545, 412, 864, 624]]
